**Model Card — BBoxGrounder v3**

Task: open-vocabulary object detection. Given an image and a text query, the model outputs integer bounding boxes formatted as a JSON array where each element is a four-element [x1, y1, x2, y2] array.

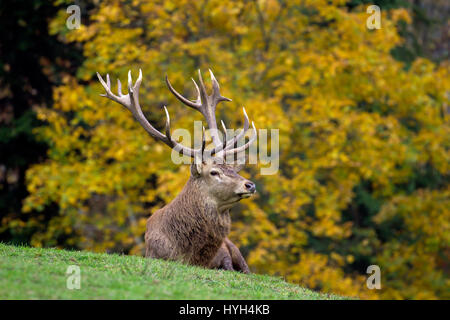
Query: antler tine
[[209, 107, 251, 157], [205, 119, 227, 157], [163, 106, 172, 144], [117, 79, 123, 96], [201, 125, 206, 155], [135, 68, 143, 92], [224, 121, 257, 158], [191, 78, 201, 105], [127, 70, 139, 113], [127, 70, 133, 91], [127, 70, 138, 108], [165, 75, 201, 110], [197, 69, 209, 105], [194, 125, 207, 164], [97, 70, 198, 158], [224, 107, 250, 151], [209, 69, 232, 104], [220, 120, 228, 150]]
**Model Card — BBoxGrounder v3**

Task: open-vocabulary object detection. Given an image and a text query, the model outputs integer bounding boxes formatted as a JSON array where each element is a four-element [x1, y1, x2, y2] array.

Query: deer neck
[[168, 176, 231, 234], [178, 176, 229, 214]]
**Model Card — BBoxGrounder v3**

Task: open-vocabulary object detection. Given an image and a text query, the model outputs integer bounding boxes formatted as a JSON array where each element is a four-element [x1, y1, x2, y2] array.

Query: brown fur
[[209, 237, 250, 273], [145, 160, 254, 272]]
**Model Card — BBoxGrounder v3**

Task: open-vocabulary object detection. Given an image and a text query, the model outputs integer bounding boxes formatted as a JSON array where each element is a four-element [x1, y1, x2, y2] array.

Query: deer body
[[146, 163, 254, 271], [145, 177, 231, 267], [97, 69, 256, 273]]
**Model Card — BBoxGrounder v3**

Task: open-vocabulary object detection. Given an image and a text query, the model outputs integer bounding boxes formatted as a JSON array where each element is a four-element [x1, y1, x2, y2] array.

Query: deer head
[[97, 69, 257, 208], [191, 158, 256, 211]]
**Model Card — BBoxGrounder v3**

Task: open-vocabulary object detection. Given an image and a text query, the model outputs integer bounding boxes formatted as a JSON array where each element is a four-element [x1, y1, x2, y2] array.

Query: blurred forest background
[[0, 0, 448, 299]]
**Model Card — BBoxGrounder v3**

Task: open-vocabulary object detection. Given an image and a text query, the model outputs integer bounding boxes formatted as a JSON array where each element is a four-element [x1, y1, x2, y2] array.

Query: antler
[[220, 113, 257, 159], [166, 69, 234, 146], [166, 69, 257, 158], [97, 69, 257, 162], [97, 69, 205, 158]]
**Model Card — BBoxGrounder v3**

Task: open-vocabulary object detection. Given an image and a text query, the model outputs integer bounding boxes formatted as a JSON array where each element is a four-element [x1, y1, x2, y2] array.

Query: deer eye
[[210, 170, 219, 176]]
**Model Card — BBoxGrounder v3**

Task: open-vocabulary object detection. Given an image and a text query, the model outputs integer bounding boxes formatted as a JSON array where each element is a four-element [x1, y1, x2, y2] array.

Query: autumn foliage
[[7, 0, 449, 299]]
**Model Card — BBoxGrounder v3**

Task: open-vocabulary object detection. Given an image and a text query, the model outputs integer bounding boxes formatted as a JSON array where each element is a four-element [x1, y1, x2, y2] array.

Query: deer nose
[[244, 181, 256, 193]]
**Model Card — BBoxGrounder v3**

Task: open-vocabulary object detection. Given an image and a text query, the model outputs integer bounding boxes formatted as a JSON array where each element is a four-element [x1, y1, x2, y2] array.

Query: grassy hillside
[[0, 243, 345, 299]]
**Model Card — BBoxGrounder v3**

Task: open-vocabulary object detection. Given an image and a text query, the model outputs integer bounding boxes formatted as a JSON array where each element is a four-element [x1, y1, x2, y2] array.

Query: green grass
[[0, 243, 345, 300]]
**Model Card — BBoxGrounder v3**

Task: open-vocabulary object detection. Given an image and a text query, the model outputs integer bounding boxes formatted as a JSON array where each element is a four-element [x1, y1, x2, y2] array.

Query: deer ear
[[232, 163, 245, 172], [232, 155, 248, 172], [190, 162, 203, 177]]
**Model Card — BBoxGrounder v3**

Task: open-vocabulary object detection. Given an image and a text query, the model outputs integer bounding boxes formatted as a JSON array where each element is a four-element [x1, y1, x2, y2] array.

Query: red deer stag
[[97, 69, 257, 273]]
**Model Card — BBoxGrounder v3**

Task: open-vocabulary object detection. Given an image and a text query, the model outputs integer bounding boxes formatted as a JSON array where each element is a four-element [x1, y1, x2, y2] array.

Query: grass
[[0, 243, 345, 300]]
